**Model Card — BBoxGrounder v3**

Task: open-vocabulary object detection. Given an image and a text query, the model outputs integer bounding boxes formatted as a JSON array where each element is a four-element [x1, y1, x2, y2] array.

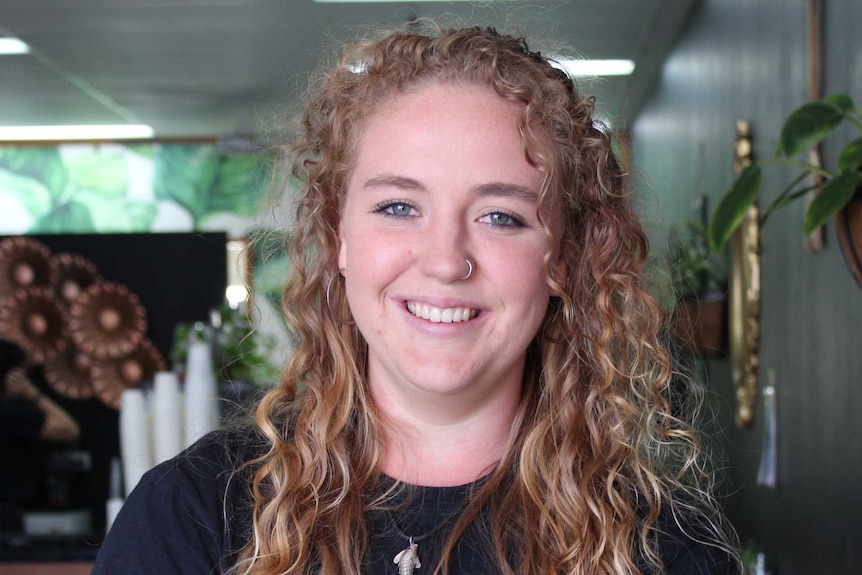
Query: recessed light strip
[[553, 59, 636, 77], [0, 125, 155, 141], [314, 0, 471, 2], [0, 37, 30, 55]]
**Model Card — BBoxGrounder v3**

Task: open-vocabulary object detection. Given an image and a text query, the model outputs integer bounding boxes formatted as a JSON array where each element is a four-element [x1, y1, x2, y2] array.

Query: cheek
[[492, 245, 552, 304]]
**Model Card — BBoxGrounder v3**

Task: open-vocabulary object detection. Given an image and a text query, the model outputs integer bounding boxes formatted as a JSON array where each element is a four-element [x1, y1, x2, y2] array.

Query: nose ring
[[460, 258, 474, 280]]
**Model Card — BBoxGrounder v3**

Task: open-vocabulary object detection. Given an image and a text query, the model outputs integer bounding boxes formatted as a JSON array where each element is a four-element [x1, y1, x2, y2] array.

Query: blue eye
[[374, 201, 416, 218], [480, 211, 524, 229]]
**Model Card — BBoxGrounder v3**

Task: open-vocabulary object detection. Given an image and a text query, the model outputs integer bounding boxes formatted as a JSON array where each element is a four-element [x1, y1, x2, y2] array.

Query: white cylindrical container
[[119, 388, 153, 497], [184, 340, 219, 448], [152, 371, 184, 464], [104, 457, 124, 534]]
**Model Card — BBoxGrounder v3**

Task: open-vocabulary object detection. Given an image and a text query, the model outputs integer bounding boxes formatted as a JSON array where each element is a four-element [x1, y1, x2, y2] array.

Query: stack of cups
[[152, 372, 184, 465], [117, 340, 221, 505], [119, 389, 152, 498], [183, 340, 220, 449]]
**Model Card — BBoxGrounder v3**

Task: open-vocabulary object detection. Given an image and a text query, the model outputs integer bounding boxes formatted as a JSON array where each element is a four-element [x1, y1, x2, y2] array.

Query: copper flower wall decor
[[0, 236, 165, 409], [43, 346, 96, 399], [69, 282, 147, 360], [0, 237, 53, 296], [90, 339, 165, 409], [50, 253, 101, 306], [0, 288, 68, 364]]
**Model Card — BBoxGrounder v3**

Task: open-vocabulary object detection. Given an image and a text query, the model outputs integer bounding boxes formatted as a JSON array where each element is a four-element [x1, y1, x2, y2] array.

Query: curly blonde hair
[[237, 24, 737, 575]]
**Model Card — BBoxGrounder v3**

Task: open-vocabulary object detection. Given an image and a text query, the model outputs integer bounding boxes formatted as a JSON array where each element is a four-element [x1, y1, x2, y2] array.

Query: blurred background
[[0, 1, 859, 573]]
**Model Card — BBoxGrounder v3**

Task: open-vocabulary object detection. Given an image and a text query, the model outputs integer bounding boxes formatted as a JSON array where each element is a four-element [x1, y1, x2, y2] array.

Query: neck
[[377, 389, 519, 486]]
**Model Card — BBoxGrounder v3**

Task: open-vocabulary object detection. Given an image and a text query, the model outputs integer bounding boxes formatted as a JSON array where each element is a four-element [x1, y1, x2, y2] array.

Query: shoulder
[[647, 509, 740, 575], [92, 426, 261, 575]]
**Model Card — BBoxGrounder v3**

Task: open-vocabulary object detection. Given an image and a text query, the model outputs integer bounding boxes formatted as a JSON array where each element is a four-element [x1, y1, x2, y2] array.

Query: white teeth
[[406, 302, 476, 323]]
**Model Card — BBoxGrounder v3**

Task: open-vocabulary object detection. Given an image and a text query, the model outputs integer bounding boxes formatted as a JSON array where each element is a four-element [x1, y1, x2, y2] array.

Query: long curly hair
[[236, 24, 737, 575]]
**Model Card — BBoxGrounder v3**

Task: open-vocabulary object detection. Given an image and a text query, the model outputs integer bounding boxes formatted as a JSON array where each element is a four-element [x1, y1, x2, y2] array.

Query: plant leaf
[[0, 147, 68, 198], [154, 145, 221, 224], [206, 155, 267, 217], [153, 145, 266, 227], [823, 94, 855, 113], [708, 164, 762, 251], [0, 169, 53, 219], [73, 189, 157, 231], [778, 101, 845, 156], [803, 170, 861, 235], [838, 137, 862, 173], [66, 151, 129, 197], [31, 200, 95, 233]]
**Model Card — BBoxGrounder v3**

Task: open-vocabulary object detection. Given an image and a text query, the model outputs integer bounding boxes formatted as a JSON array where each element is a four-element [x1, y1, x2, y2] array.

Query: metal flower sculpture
[[69, 282, 147, 360], [90, 338, 166, 409], [43, 344, 95, 399], [0, 237, 53, 299], [50, 253, 102, 306], [0, 288, 68, 364]]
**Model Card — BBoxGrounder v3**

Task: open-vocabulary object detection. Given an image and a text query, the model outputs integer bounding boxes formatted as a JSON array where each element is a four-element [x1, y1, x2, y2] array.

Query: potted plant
[[170, 304, 281, 417], [669, 221, 727, 358], [707, 95, 862, 279]]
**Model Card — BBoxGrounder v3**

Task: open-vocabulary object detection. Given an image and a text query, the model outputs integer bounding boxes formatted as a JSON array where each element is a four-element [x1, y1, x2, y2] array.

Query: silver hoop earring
[[325, 272, 355, 325], [460, 259, 474, 280]]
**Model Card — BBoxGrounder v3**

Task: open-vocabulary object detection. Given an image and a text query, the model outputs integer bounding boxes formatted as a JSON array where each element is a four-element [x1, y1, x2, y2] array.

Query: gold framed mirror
[[730, 120, 761, 428]]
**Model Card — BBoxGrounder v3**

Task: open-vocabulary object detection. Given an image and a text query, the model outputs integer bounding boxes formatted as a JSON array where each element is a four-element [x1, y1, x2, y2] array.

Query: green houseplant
[[670, 221, 725, 297], [708, 94, 862, 251], [669, 221, 727, 357]]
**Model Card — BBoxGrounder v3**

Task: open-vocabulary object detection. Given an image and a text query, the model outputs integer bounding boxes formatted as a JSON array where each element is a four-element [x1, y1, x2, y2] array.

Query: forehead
[[348, 82, 539, 185], [363, 81, 524, 138]]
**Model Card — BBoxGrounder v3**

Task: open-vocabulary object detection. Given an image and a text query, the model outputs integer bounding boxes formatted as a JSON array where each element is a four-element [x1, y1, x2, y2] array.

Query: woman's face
[[338, 82, 555, 414]]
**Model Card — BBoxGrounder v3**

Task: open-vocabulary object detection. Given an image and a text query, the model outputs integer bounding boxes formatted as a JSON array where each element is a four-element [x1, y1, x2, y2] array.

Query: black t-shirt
[[92, 429, 736, 574]]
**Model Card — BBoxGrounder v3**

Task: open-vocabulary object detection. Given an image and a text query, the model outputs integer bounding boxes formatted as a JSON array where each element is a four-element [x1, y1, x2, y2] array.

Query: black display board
[[26, 232, 228, 359], [0, 232, 227, 554]]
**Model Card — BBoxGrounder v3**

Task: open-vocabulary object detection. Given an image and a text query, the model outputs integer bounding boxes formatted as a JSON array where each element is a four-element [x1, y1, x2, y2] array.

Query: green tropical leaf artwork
[[153, 145, 268, 226], [31, 201, 95, 233], [0, 147, 68, 199], [0, 142, 268, 235]]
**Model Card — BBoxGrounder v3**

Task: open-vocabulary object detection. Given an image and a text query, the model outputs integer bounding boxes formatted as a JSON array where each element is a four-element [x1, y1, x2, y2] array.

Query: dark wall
[[1, 232, 227, 539], [632, 1, 862, 574], [27, 232, 228, 359]]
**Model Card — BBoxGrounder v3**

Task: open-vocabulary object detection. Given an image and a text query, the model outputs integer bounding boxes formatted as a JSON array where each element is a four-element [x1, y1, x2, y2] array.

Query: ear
[[550, 249, 568, 290], [337, 220, 347, 274]]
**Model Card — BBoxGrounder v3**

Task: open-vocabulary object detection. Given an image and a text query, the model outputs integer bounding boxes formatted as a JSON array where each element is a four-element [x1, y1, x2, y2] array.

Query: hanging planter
[[671, 291, 727, 358], [708, 95, 862, 287], [836, 188, 862, 287], [668, 221, 727, 358]]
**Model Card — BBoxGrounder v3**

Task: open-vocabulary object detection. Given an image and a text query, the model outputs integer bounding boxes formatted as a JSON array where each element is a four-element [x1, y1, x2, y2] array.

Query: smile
[[406, 301, 478, 323]]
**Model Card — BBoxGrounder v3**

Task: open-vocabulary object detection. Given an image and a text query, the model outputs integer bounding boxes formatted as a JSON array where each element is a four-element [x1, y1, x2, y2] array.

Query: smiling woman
[[338, 84, 552, 486], [93, 24, 740, 575]]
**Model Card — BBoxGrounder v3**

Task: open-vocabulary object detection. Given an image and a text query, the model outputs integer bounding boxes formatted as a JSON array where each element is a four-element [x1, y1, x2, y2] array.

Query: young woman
[[93, 25, 739, 575]]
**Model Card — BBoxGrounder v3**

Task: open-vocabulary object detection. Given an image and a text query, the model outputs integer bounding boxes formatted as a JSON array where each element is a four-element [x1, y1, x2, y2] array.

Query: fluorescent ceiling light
[[0, 125, 155, 141], [553, 59, 635, 77], [315, 0, 477, 2], [0, 37, 30, 55]]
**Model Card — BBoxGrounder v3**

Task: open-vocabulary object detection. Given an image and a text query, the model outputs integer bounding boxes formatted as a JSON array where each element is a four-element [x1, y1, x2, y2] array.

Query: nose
[[418, 215, 472, 283]]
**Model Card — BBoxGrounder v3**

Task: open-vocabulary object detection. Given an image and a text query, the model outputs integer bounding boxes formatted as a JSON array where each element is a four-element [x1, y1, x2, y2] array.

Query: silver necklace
[[384, 477, 486, 574], [389, 512, 454, 575]]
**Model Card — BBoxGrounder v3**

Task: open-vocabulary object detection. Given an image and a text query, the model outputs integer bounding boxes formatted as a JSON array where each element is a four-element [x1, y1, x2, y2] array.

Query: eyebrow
[[362, 174, 538, 204], [472, 182, 539, 204], [363, 174, 426, 192]]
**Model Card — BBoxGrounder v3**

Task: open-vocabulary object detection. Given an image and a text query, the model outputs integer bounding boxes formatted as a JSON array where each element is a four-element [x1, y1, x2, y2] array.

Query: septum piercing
[[460, 259, 474, 280]]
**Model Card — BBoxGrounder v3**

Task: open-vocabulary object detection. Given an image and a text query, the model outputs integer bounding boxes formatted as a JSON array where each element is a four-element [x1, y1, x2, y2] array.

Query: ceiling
[[0, 0, 699, 142]]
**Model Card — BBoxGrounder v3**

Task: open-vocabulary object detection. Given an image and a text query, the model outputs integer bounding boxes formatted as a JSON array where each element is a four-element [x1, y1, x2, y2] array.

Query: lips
[[406, 301, 478, 323]]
